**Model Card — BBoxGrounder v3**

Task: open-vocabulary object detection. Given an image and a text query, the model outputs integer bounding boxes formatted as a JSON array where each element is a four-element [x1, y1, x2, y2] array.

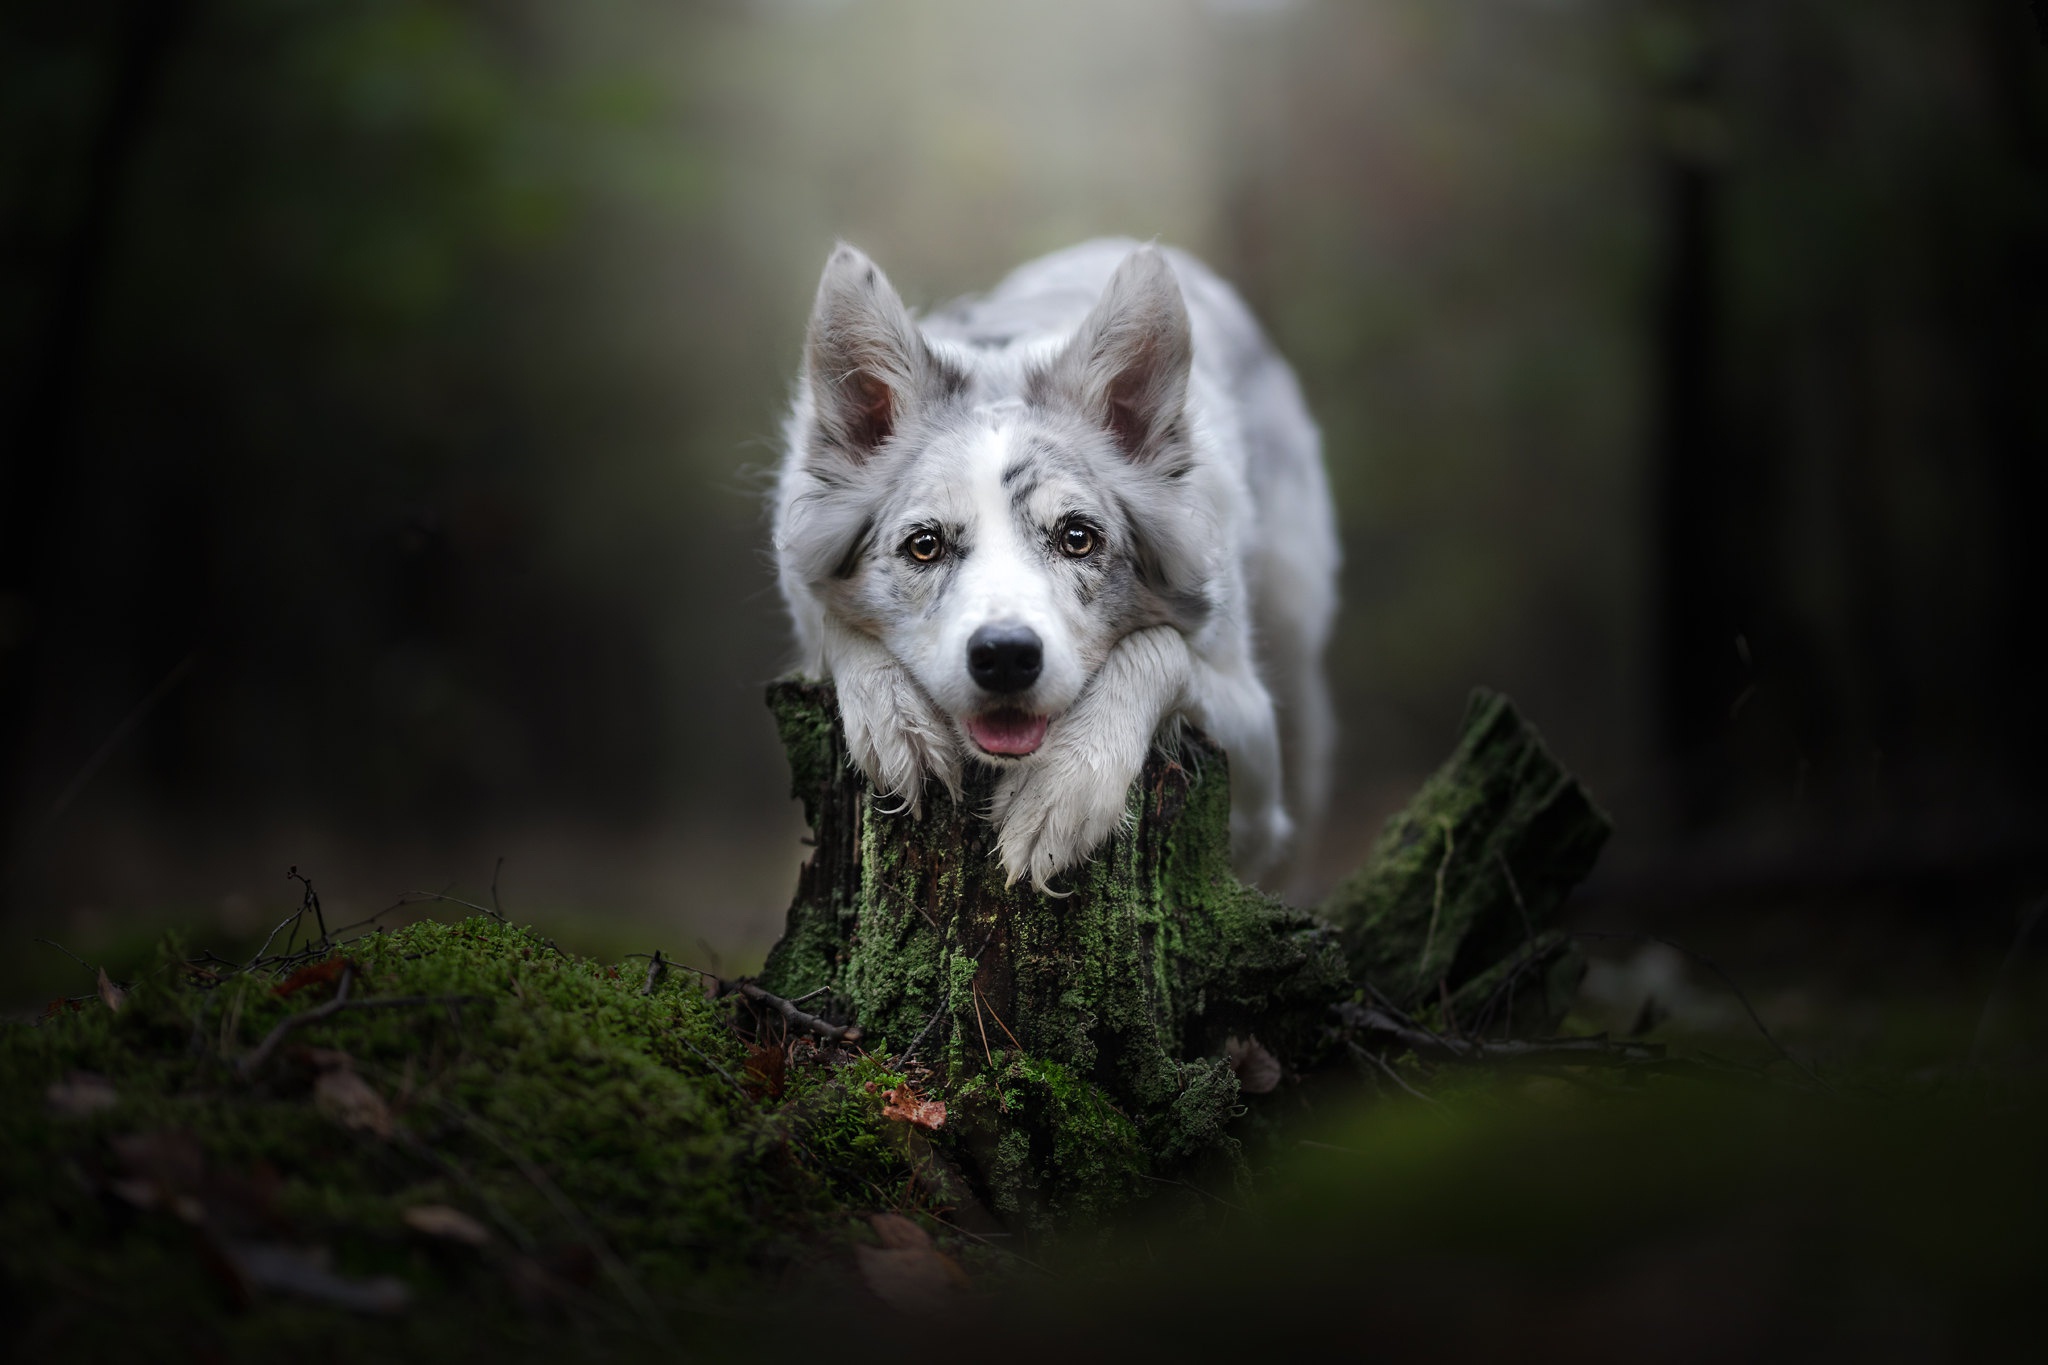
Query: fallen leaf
[[402, 1204, 492, 1247], [314, 1068, 393, 1138], [221, 1241, 410, 1315], [882, 1085, 947, 1131], [47, 1070, 119, 1119], [503, 1248, 596, 1307], [274, 957, 352, 998], [1224, 1036, 1283, 1095], [854, 1243, 970, 1314], [868, 1212, 930, 1251], [96, 966, 126, 1015], [111, 1129, 206, 1193], [108, 1129, 209, 1220], [743, 1042, 787, 1099]]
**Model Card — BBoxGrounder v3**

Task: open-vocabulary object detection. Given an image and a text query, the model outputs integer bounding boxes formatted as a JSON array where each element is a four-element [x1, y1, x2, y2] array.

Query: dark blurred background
[[2, 0, 2042, 996]]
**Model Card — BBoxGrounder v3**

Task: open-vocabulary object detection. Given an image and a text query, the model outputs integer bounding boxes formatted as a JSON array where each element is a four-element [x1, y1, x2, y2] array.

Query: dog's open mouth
[[966, 708, 1049, 757]]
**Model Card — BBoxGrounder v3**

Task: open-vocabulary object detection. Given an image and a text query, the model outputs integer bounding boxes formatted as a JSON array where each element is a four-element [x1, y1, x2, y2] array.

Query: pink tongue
[[967, 709, 1049, 756]]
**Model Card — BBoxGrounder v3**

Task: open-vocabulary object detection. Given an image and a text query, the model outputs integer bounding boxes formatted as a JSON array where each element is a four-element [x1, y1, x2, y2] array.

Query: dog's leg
[[992, 625, 1191, 892], [1182, 654, 1291, 882], [822, 617, 961, 815]]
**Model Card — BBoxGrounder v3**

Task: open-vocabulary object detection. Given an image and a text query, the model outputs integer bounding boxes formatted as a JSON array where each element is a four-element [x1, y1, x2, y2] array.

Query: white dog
[[773, 239, 1337, 892]]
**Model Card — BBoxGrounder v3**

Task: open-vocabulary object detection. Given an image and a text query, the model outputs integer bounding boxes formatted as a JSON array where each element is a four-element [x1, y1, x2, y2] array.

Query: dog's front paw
[[991, 755, 1135, 893], [838, 673, 961, 817]]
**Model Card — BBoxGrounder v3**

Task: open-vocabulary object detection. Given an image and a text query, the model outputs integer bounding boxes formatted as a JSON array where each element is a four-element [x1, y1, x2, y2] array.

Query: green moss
[[1322, 688, 1610, 1014], [757, 683, 1350, 1231], [0, 916, 929, 1359]]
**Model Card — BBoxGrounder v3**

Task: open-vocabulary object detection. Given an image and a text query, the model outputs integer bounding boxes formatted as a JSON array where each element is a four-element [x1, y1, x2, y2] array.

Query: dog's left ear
[[1043, 246, 1193, 463]]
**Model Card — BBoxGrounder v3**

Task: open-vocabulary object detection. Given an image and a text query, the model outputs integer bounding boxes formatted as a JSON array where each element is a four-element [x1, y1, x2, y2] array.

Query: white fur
[[774, 239, 1338, 891]]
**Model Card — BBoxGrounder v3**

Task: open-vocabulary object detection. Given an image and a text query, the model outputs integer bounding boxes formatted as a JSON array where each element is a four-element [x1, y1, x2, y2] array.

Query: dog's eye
[[1059, 523, 1097, 559], [903, 529, 944, 563]]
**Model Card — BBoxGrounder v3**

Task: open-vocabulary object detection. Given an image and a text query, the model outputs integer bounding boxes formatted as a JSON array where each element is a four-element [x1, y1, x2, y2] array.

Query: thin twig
[[921, 1211, 1057, 1278], [287, 866, 328, 946], [235, 967, 482, 1074], [675, 1033, 743, 1093], [641, 950, 668, 997], [1571, 931, 1831, 1091], [1497, 849, 1534, 944], [33, 937, 97, 974], [1469, 932, 1559, 1040], [41, 652, 194, 834], [246, 909, 305, 972], [901, 1000, 951, 1064], [970, 982, 994, 1068], [426, 1098, 670, 1342], [400, 890, 506, 924], [1346, 1038, 1442, 1106], [394, 1132, 540, 1256], [1971, 894, 2047, 1066], [1417, 815, 1455, 976], [1136, 1172, 1246, 1214], [899, 925, 1000, 1063], [490, 856, 507, 919], [979, 983, 1022, 1052], [1340, 1001, 1667, 1069], [736, 980, 861, 1043]]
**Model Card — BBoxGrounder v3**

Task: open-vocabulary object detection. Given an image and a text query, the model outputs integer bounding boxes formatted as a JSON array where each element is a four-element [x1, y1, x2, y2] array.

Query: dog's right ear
[[804, 244, 945, 464]]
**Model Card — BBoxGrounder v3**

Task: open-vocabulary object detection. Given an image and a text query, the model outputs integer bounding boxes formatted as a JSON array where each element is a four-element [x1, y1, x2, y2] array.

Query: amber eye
[[904, 529, 944, 563], [1060, 522, 1097, 559]]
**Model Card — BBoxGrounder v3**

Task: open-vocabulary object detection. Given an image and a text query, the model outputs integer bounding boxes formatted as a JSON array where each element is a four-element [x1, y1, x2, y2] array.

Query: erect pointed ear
[[1044, 246, 1193, 462], [804, 243, 949, 463]]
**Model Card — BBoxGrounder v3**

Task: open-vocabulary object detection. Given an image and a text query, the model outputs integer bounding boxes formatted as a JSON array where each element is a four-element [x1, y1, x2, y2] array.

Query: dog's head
[[781, 242, 1215, 764]]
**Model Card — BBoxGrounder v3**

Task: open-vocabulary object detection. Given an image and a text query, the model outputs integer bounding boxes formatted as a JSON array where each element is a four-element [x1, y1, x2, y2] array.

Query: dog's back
[[926, 241, 1340, 856]]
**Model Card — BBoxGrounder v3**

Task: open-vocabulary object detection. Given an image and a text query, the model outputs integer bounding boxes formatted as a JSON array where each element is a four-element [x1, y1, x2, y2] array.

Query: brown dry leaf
[[868, 1212, 931, 1251], [96, 966, 126, 1015], [1224, 1036, 1283, 1095], [111, 1129, 206, 1193], [47, 1070, 119, 1119], [854, 1243, 970, 1314], [274, 956, 352, 999], [881, 1085, 947, 1131], [743, 1042, 787, 1099], [314, 1068, 393, 1138], [402, 1204, 491, 1247]]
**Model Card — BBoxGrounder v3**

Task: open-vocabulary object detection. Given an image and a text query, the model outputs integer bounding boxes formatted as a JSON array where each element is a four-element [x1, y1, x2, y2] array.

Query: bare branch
[[1338, 1001, 1668, 1069], [735, 980, 861, 1044], [235, 966, 482, 1075]]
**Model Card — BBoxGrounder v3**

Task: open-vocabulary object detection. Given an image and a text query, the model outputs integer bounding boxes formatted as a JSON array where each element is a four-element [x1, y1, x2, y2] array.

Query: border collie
[[773, 239, 1337, 892]]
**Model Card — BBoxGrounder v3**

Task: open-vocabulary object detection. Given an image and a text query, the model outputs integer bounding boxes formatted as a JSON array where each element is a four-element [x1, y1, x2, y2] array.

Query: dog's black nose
[[967, 624, 1042, 694]]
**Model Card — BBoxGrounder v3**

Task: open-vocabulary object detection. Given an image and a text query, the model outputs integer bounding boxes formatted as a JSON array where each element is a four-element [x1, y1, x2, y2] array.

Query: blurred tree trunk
[[0, 0, 196, 903], [1646, 0, 1746, 828]]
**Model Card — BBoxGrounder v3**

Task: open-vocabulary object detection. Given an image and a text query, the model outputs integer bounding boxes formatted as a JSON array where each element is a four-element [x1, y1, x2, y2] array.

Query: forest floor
[[4, 886, 2044, 1362]]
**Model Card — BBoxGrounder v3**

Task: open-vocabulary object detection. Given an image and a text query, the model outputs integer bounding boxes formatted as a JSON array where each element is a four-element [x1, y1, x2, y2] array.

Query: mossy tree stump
[[1319, 689, 1612, 1037], [756, 680, 1610, 1228], [758, 681, 1347, 1226]]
